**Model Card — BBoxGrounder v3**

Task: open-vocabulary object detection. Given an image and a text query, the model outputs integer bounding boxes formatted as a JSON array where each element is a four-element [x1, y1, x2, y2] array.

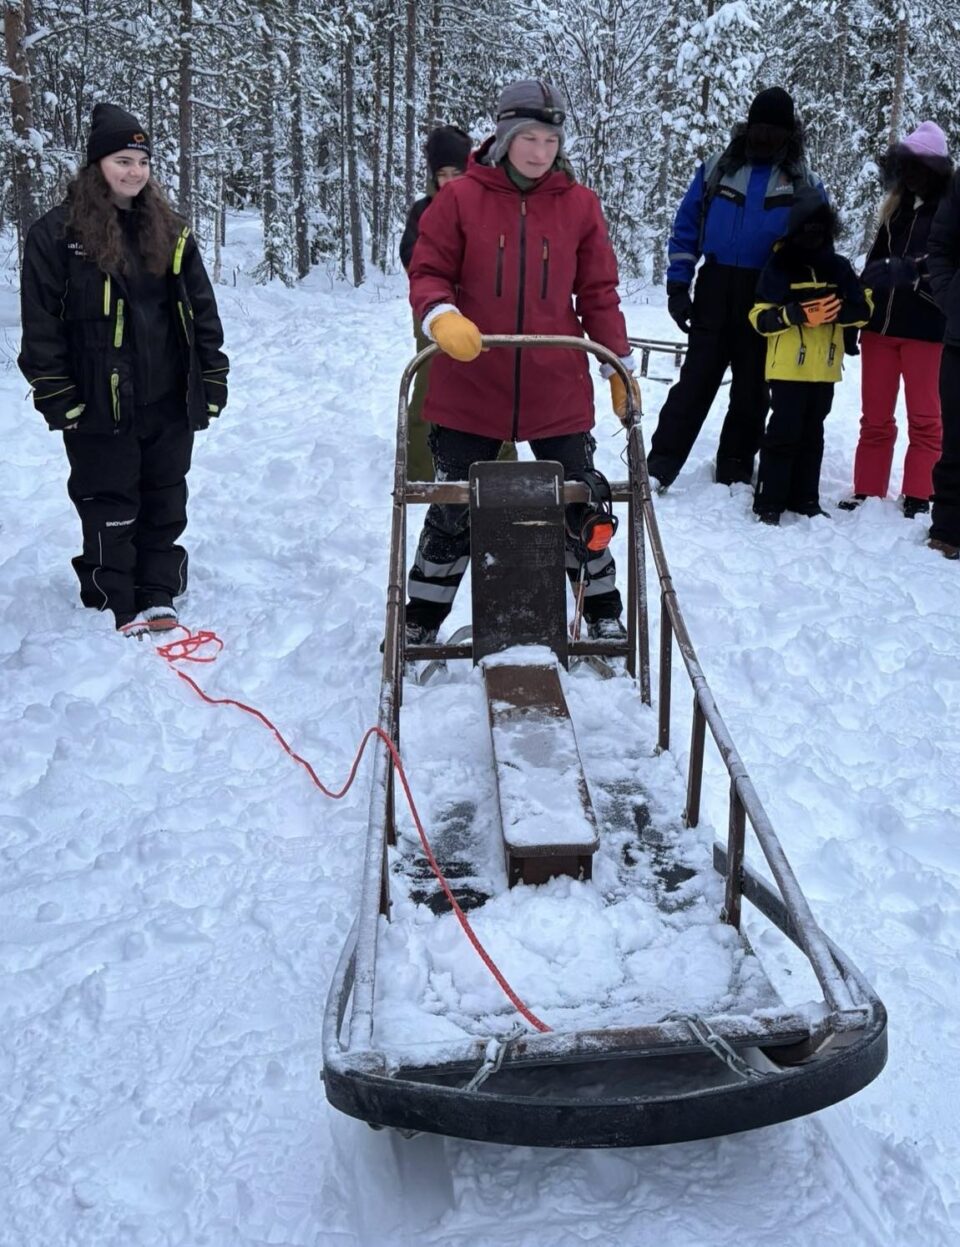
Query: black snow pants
[[64, 393, 194, 625], [753, 380, 834, 517], [647, 262, 769, 487], [931, 345, 960, 546], [406, 426, 622, 631]]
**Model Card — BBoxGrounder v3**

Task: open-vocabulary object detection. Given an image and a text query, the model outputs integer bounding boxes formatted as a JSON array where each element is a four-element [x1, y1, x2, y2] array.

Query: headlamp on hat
[[497, 105, 566, 128]]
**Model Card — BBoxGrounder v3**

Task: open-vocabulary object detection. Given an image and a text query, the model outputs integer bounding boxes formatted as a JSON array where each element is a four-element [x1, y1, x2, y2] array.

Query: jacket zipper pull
[[110, 368, 121, 430]]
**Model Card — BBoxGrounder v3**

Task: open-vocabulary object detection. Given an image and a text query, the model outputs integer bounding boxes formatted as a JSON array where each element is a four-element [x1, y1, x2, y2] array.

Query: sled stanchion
[[627, 432, 651, 699], [684, 697, 706, 828], [627, 487, 638, 683], [658, 591, 672, 752], [723, 785, 747, 929]]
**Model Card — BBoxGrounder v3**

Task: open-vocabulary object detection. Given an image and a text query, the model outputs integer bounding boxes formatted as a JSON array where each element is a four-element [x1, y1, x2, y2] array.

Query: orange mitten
[[609, 372, 642, 424], [430, 311, 483, 362]]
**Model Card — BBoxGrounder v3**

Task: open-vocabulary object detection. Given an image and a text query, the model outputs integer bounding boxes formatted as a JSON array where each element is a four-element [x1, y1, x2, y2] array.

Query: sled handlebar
[[400, 334, 642, 427]]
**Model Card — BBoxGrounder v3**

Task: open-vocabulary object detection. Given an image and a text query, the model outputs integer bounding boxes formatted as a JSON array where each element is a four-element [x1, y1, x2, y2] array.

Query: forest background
[[3, 1, 959, 286]]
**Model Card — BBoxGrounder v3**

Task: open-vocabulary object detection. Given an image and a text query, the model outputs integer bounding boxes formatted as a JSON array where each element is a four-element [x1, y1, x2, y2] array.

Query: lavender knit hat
[[489, 79, 566, 166], [901, 121, 949, 159]]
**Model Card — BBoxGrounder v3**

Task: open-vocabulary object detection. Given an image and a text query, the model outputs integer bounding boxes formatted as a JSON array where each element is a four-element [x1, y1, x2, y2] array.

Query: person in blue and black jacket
[[648, 88, 824, 490], [18, 103, 228, 638]]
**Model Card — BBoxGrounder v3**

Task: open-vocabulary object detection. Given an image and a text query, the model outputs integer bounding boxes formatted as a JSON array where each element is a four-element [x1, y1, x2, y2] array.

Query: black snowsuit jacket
[[927, 171, 960, 347], [865, 197, 946, 342], [399, 195, 432, 272], [19, 203, 228, 433]]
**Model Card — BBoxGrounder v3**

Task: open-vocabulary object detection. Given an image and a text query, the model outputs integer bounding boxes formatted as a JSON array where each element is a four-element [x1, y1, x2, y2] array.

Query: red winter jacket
[[408, 151, 630, 442]]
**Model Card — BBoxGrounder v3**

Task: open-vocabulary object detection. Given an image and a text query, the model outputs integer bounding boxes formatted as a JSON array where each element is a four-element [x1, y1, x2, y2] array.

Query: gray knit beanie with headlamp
[[489, 79, 566, 166]]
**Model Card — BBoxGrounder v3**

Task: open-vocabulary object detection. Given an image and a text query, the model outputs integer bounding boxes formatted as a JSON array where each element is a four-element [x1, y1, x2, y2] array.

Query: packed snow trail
[[1, 218, 958, 1245]]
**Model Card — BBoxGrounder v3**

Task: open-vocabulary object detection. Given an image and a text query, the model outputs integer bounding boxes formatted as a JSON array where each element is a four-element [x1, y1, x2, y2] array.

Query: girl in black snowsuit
[[18, 103, 229, 636]]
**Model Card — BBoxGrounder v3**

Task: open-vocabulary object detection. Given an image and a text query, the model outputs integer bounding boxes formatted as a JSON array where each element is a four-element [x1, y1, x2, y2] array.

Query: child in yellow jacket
[[749, 190, 872, 523]]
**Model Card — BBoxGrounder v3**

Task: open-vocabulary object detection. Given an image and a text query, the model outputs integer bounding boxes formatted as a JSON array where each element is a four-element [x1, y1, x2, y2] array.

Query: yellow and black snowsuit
[[749, 247, 872, 382], [749, 239, 872, 518]]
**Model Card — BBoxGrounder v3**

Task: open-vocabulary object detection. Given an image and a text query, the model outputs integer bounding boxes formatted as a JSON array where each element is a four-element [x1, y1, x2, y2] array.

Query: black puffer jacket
[[928, 171, 960, 347], [19, 203, 228, 433], [865, 198, 946, 342], [399, 195, 432, 272]]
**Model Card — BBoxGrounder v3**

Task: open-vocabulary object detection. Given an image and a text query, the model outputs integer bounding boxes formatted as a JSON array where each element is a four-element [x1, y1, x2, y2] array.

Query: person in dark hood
[[400, 126, 518, 481], [648, 87, 825, 490], [839, 121, 952, 518], [748, 190, 872, 524], [399, 125, 478, 483], [399, 125, 472, 272], [18, 102, 228, 637], [404, 78, 639, 646]]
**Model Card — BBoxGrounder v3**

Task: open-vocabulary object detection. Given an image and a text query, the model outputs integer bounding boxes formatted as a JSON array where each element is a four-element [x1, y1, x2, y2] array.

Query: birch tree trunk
[[371, 29, 383, 270], [381, 16, 397, 268], [289, 0, 311, 279], [260, 16, 283, 281], [343, 16, 365, 287], [403, 0, 416, 208], [888, 14, 908, 145], [339, 61, 347, 279], [178, 0, 194, 225], [426, 0, 441, 131]]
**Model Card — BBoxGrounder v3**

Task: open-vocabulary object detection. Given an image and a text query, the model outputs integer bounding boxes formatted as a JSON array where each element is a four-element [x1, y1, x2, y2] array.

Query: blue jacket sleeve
[[666, 164, 706, 288]]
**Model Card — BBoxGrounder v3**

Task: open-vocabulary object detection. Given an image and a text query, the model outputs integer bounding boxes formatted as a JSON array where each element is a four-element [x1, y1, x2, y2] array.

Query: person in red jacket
[[405, 78, 638, 644]]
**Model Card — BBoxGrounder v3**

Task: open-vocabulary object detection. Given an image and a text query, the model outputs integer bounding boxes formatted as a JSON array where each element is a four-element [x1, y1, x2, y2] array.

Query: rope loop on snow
[[151, 626, 552, 1034]]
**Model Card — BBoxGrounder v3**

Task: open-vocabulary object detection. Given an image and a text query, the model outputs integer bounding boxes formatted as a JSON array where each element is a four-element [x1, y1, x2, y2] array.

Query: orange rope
[[152, 626, 551, 1032]]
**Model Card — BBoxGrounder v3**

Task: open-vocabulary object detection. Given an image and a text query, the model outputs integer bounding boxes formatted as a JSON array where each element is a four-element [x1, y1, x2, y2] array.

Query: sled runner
[[322, 337, 886, 1148]]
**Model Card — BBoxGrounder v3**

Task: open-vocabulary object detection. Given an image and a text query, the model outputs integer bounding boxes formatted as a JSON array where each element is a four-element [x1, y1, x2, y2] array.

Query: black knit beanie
[[86, 102, 151, 166], [747, 88, 795, 131], [425, 126, 471, 177]]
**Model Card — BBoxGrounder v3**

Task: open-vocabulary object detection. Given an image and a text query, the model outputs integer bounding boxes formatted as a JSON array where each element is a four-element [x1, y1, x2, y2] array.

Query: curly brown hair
[[65, 164, 185, 276]]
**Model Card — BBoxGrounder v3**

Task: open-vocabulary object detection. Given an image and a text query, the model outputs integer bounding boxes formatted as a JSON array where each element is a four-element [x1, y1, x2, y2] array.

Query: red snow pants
[[853, 331, 943, 500]]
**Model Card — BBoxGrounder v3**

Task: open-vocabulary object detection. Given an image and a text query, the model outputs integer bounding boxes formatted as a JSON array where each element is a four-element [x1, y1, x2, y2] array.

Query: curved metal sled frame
[[322, 337, 887, 1148]]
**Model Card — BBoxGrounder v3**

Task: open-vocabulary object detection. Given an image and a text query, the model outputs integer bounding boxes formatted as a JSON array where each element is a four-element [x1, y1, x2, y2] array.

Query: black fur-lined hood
[[719, 121, 808, 179]]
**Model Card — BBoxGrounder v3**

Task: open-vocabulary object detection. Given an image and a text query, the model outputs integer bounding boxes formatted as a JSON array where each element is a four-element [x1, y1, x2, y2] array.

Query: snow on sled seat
[[483, 658, 599, 885]]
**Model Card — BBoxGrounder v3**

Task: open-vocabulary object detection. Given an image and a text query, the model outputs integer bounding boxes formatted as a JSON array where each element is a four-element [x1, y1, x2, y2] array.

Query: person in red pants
[[839, 122, 952, 517]]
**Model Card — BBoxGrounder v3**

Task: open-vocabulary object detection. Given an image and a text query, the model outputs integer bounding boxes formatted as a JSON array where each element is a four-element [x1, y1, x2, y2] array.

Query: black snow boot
[[903, 496, 931, 519]]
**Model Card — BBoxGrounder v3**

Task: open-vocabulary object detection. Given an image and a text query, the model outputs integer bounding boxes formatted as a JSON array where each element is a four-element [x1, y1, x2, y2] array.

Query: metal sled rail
[[322, 336, 886, 1148]]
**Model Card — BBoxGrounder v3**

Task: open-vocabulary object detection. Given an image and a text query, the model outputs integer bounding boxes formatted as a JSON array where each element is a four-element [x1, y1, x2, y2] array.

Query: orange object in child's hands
[[801, 295, 841, 327]]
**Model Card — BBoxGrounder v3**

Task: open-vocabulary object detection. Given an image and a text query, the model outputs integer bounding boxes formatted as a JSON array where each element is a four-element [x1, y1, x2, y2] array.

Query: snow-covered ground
[[1, 214, 958, 1246]]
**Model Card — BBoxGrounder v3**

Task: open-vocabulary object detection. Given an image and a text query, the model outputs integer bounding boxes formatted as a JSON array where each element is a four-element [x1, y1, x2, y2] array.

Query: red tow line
[[153, 627, 551, 1033]]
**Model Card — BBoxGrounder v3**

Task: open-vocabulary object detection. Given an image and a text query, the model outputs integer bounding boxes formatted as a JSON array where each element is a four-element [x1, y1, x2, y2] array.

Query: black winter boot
[[903, 496, 931, 519]]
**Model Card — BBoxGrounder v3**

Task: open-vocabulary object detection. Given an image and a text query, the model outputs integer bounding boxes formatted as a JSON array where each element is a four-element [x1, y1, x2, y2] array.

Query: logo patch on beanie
[[132, 133, 146, 143]]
